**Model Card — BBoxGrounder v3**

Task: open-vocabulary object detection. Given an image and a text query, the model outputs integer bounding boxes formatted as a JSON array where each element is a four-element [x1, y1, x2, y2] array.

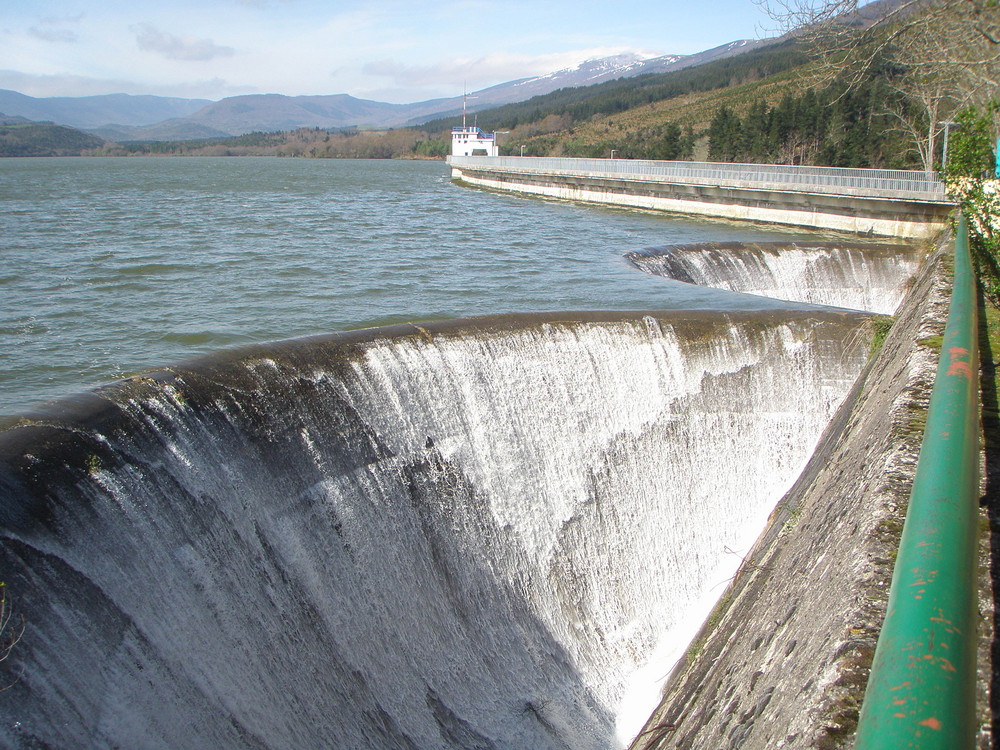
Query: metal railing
[[854, 214, 980, 748], [447, 155, 949, 201]]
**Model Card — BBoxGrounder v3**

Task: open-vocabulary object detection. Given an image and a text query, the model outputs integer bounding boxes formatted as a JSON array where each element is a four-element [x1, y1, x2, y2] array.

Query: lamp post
[[520, 145, 526, 157], [610, 149, 617, 160], [939, 121, 957, 173]]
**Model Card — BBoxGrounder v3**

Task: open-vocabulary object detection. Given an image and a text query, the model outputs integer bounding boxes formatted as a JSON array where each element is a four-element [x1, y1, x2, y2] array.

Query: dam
[[447, 156, 953, 239], [1, 307, 876, 748], [0, 157, 971, 749]]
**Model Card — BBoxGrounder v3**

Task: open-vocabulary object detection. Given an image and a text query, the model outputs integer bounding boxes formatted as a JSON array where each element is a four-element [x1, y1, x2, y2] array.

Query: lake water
[[1, 156, 818, 417]]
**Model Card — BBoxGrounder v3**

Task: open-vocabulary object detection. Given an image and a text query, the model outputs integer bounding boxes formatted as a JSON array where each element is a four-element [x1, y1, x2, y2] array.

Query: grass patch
[[982, 292, 1000, 363], [905, 406, 929, 438], [783, 504, 805, 533], [869, 316, 893, 358], [917, 334, 944, 351], [978, 288, 1000, 491]]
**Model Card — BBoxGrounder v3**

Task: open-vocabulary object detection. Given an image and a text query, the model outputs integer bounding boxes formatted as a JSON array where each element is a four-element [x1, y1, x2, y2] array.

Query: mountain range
[[0, 38, 770, 142]]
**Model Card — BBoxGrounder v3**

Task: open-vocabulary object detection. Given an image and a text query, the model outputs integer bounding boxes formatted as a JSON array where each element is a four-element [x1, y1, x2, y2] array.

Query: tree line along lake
[[1, 156, 819, 417]]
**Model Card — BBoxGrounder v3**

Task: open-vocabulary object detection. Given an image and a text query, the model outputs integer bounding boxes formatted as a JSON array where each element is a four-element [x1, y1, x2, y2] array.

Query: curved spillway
[[0, 310, 872, 749], [626, 241, 922, 314]]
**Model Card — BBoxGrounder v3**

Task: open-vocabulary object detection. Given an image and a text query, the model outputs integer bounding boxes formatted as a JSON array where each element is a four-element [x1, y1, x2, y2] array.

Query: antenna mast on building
[[462, 83, 478, 129]]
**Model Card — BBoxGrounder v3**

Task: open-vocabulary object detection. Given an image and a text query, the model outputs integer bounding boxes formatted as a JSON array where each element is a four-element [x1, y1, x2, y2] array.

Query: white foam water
[[0, 311, 870, 749]]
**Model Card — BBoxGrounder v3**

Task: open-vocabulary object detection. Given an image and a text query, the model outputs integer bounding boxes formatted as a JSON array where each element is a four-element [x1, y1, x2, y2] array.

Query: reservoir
[[2, 156, 819, 417]]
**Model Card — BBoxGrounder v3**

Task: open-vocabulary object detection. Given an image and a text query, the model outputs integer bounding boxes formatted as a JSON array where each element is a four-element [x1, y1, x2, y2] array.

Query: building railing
[[447, 155, 949, 201], [854, 214, 980, 748]]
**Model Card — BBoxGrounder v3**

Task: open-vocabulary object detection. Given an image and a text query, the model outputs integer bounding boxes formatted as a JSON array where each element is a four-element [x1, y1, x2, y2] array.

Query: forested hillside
[[422, 40, 808, 133], [703, 75, 918, 167], [0, 121, 105, 157]]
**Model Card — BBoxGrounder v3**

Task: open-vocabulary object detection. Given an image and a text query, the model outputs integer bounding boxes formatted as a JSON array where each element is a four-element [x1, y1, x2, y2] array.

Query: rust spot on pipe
[[946, 347, 972, 379], [918, 717, 942, 730]]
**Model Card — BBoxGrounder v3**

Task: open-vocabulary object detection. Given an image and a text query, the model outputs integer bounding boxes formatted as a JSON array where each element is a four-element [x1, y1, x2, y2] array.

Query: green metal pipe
[[854, 214, 980, 748]]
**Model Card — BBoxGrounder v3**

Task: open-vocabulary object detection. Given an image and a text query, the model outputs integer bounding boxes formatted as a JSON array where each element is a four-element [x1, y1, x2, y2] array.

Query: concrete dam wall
[[0, 234, 939, 749], [447, 157, 952, 239], [1, 306, 876, 749]]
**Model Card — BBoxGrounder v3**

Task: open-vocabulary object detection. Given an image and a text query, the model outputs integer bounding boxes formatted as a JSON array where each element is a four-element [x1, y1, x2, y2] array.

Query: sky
[[1, 0, 781, 104]]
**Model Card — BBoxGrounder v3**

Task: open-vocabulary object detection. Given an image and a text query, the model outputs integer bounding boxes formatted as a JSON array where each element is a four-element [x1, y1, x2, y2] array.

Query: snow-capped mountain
[[514, 53, 681, 89], [463, 38, 770, 110]]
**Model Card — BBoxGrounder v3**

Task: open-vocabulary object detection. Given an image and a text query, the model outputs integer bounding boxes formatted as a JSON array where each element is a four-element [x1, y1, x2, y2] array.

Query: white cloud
[[362, 48, 657, 92], [27, 14, 83, 44], [28, 27, 77, 43], [133, 23, 235, 62]]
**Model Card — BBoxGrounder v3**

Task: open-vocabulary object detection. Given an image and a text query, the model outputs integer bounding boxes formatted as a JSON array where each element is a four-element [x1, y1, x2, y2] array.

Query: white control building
[[451, 126, 498, 157]]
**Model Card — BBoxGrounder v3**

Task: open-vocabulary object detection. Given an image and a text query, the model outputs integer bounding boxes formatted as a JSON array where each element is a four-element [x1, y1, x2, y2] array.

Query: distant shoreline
[[0, 121, 451, 159]]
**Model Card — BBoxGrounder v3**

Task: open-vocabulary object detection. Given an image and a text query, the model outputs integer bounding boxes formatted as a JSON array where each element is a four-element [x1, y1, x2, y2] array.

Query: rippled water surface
[[2, 157, 817, 416]]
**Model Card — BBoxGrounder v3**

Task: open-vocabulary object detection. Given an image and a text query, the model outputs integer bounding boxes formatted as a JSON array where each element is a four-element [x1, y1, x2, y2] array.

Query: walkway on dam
[[447, 156, 950, 202]]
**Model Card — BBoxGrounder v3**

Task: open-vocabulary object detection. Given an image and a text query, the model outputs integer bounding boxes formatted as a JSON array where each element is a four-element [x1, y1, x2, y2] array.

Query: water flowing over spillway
[[0, 310, 872, 749], [626, 241, 922, 314]]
